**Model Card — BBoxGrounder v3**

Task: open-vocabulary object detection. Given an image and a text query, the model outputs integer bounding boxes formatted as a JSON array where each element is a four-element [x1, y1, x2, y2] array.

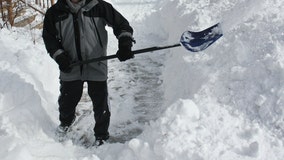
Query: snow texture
[[1, 0, 284, 159]]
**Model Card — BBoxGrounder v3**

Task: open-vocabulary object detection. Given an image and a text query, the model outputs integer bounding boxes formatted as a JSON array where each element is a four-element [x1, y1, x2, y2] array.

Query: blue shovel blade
[[180, 23, 223, 52]]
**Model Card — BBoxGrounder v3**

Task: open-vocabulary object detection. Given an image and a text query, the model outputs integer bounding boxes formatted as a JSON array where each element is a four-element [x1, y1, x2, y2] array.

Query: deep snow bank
[[139, 0, 284, 159], [0, 28, 61, 159], [155, 0, 284, 137], [140, 99, 284, 159]]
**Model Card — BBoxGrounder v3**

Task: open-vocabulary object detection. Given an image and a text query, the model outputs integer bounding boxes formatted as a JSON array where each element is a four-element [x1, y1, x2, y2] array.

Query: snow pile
[[0, 28, 64, 159], [160, 0, 284, 137], [1, 0, 284, 159], [148, 0, 284, 159]]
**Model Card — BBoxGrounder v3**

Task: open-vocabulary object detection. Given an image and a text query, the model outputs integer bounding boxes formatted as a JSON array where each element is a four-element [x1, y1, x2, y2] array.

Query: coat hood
[[55, 0, 98, 12]]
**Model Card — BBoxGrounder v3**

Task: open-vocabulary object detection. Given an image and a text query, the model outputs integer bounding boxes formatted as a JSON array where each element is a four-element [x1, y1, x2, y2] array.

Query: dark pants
[[58, 80, 110, 139]]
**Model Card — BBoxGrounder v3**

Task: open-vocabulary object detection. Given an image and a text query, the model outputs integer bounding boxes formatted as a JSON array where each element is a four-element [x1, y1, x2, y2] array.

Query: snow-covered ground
[[1, 0, 284, 159]]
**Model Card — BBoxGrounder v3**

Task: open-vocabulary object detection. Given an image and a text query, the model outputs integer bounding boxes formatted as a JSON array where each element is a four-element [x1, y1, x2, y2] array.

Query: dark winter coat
[[42, 0, 133, 81]]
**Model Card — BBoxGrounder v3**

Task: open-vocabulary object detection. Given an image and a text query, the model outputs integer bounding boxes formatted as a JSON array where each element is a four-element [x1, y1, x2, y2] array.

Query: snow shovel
[[70, 23, 223, 67]]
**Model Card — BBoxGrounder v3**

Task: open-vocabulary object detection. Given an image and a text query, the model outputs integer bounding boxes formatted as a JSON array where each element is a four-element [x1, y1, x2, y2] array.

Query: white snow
[[1, 0, 284, 159]]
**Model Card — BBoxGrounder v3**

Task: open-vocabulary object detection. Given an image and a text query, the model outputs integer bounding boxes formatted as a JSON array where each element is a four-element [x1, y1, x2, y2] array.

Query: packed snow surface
[[1, 0, 284, 159]]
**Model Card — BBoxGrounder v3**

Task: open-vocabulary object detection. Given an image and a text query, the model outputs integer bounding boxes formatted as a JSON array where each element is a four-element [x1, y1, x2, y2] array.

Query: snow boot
[[94, 135, 109, 146], [56, 116, 76, 134]]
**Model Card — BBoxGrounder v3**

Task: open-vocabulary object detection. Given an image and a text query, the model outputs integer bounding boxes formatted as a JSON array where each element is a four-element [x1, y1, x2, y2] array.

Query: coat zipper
[[91, 18, 103, 48], [72, 13, 83, 74]]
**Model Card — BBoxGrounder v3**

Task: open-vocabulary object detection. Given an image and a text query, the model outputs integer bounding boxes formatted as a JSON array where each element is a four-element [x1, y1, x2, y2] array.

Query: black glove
[[55, 53, 72, 73], [116, 36, 134, 61]]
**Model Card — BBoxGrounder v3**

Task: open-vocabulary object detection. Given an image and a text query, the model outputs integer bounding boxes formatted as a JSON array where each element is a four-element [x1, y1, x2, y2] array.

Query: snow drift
[[0, 0, 284, 159]]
